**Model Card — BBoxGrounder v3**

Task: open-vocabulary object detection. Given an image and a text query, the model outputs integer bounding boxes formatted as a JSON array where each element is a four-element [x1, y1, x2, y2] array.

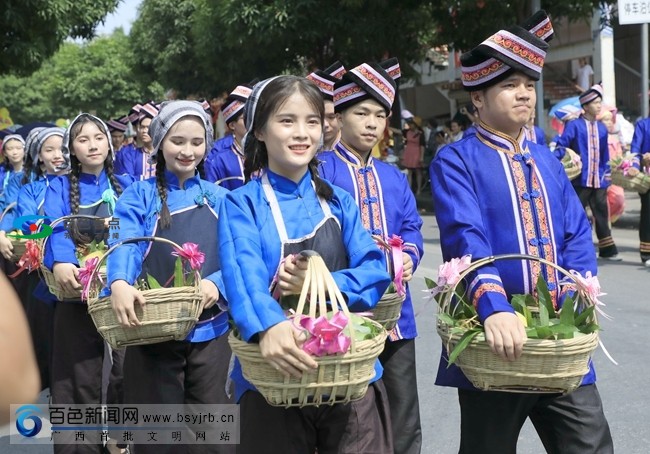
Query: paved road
[[2, 212, 649, 453]]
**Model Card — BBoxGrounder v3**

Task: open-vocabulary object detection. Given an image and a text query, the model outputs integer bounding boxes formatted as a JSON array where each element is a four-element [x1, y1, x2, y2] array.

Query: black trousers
[[575, 186, 618, 257], [51, 302, 106, 454], [639, 191, 650, 261], [123, 333, 235, 454], [237, 381, 393, 454], [379, 339, 422, 454], [457, 384, 613, 454]]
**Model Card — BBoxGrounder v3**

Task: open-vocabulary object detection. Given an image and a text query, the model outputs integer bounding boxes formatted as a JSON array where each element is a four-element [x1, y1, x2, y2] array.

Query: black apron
[[74, 192, 113, 243], [262, 173, 348, 277], [141, 199, 221, 323]]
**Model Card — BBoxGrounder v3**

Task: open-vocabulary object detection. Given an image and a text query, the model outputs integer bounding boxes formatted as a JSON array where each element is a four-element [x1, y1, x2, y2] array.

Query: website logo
[[6, 215, 54, 240], [15, 404, 44, 437]]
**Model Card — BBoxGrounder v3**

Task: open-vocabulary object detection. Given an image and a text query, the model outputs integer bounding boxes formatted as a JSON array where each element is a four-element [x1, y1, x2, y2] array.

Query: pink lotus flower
[[298, 312, 351, 357], [172, 242, 205, 271], [437, 255, 472, 287], [569, 270, 611, 320], [79, 256, 102, 301], [428, 255, 472, 299]]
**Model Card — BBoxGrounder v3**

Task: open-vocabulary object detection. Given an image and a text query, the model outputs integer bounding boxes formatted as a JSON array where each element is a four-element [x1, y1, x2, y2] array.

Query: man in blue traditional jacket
[[557, 83, 622, 260], [318, 58, 424, 454], [429, 11, 613, 454]]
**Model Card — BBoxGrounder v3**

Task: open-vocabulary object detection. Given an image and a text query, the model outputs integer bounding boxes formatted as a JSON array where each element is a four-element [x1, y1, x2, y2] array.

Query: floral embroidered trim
[[472, 283, 507, 307]]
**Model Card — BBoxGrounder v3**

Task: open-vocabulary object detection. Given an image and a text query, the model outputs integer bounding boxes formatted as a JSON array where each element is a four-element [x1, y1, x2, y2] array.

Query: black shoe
[[599, 254, 622, 262]]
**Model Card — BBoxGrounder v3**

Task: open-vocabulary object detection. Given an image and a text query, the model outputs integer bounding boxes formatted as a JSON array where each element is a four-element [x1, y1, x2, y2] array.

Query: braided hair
[[21, 155, 38, 185], [243, 75, 332, 201]]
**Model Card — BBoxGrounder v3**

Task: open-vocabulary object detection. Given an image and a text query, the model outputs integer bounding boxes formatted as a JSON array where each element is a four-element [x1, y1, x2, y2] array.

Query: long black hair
[[243, 75, 332, 201]]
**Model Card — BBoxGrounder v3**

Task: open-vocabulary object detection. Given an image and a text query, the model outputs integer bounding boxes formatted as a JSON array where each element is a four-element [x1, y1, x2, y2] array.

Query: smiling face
[[161, 116, 207, 184], [39, 135, 65, 174], [71, 120, 110, 175], [337, 99, 387, 153], [471, 72, 536, 138], [3, 139, 25, 169], [257, 91, 322, 182]]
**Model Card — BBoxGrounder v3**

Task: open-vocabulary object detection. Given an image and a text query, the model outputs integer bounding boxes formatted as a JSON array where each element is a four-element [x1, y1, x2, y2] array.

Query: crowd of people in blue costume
[[7, 7, 650, 454]]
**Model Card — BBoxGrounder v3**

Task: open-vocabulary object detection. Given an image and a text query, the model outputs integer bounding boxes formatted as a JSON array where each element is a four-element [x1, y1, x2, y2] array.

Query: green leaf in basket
[[147, 274, 162, 289], [386, 282, 396, 294], [550, 323, 577, 339], [536, 277, 556, 317], [511, 294, 527, 314], [424, 277, 437, 289], [534, 325, 554, 339], [525, 327, 540, 339], [348, 313, 382, 340], [437, 313, 456, 326], [447, 328, 482, 366], [173, 256, 184, 287], [574, 305, 595, 328], [524, 294, 538, 308], [559, 296, 575, 326], [538, 301, 550, 327], [522, 305, 535, 328], [579, 322, 600, 335]]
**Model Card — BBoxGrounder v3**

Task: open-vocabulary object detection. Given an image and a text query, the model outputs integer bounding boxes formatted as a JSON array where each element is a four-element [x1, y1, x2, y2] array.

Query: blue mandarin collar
[[334, 141, 373, 167], [164, 169, 201, 191], [163, 169, 216, 207], [476, 122, 527, 155], [266, 169, 312, 196], [79, 170, 108, 186]]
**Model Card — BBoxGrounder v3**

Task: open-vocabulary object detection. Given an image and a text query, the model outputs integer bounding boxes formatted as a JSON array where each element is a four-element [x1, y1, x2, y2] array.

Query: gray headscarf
[[148, 100, 214, 157], [63, 113, 115, 160], [241, 76, 280, 152], [2, 134, 25, 152], [33, 127, 68, 172]]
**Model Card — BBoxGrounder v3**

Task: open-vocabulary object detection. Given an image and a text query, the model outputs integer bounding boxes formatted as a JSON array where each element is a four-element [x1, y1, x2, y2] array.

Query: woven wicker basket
[[561, 148, 582, 181], [10, 238, 28, 262], [610, 170, 650, 194], [370, 235, 406, 330], [229, 250, 387, 408], [86, 236, 203, 350], [39, 215, 107, 301], [373, 291, 405, 331], [437, 253, 599, 394]]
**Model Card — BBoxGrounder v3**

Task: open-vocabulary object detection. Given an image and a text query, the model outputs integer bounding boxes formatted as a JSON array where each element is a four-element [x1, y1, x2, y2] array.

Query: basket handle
[[293, 250, 355, 348], [39, 214, 106, 263], [0, 201, 16, 223], [440, 253, 593, 314]]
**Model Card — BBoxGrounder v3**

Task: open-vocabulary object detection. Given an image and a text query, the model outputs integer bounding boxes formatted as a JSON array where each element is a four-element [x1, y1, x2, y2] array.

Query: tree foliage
[[130, 0, 616, 97], [1, 0, 121, 75], [429, 0, 618, 51], [0, 30, 165, 125], [131, 0, 437, 96]]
